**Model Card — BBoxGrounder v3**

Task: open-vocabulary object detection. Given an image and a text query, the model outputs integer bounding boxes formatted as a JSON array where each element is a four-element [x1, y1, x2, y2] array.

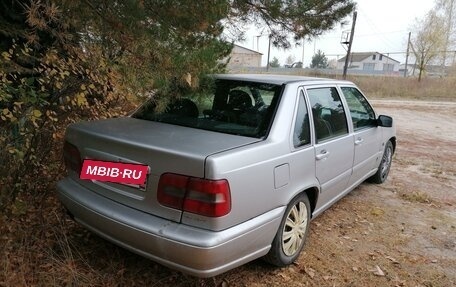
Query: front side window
[[293, 91, 310, 147], [132, 79, 282, 138], [307, 87, 348, 143], [341, 87, 376, 130]]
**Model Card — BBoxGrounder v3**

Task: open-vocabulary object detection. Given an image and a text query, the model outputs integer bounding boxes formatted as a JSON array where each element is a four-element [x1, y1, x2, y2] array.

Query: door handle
[[316, 150, 330, 160], [355, 137, 364, 145]]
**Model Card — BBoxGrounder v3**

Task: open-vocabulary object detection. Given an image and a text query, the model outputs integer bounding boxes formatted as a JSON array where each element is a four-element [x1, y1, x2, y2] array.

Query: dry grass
[[400, 191, 433, 204], [40, 215, 98, 286], [260, 69, 456, 102], [348, 76, 456, 101], [1, 174, 455, 286]]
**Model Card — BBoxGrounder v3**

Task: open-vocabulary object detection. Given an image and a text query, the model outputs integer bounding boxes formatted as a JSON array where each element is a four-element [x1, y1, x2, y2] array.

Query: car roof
[[214, 74, 354, 86]]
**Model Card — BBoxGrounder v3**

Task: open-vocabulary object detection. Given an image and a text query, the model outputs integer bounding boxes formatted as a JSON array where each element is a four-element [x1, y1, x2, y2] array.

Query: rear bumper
[[56, 178, 284, 277]]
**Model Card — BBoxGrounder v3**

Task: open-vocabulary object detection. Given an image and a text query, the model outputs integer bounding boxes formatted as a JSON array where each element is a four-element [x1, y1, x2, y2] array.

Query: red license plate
[[80, 159, 148, 186]]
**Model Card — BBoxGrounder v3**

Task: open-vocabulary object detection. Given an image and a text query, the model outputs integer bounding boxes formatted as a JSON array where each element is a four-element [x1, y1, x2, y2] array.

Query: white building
[[337, 52, 400, 73], [226, 44, 263, 68]]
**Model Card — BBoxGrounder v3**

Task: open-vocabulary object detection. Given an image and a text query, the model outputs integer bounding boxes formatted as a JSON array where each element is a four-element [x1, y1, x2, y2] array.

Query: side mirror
[[377, 115, 393, 127]]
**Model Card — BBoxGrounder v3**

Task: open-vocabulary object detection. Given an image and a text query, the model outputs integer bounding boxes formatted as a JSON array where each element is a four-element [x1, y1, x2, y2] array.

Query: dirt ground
[[212, 100, 456, 287], [1, 100, 455, 287]]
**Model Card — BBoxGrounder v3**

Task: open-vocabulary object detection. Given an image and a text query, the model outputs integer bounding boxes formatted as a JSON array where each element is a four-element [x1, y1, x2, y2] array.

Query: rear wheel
[[369, 140, 393, 184], [264, 193, 310, 266]]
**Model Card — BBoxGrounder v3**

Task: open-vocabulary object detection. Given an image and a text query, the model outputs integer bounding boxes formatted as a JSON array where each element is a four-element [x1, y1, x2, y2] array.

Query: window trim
[[290, 88, 313, 151]]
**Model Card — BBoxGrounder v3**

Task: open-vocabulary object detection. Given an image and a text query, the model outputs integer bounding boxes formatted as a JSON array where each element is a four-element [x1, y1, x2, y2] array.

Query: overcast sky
[[236, 0, 436, 66]]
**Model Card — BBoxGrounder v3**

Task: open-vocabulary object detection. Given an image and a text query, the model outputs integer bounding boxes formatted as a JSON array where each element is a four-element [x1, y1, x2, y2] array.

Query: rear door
[[340, 86, 382, 187], [305, 86, 354, 211]]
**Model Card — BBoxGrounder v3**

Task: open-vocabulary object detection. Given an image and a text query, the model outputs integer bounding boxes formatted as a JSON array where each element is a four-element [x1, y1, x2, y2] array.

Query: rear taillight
[[157, 173, 231, 217], [157, 173, 188, 209], [185, 178, 231, 217], [63, 141, 82, 173]]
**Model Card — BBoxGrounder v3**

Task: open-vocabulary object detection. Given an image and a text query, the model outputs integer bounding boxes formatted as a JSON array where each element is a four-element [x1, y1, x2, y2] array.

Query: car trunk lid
[[64, 117, 260, 222]]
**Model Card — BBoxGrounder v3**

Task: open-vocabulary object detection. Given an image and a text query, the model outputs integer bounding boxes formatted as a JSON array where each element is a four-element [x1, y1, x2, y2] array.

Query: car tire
[[264, 193, 311, 267], [369, 140, 393, 184]]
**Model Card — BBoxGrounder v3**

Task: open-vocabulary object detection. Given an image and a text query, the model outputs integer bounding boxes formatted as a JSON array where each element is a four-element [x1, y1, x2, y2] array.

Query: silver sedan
[[57, 74, 396, 277]]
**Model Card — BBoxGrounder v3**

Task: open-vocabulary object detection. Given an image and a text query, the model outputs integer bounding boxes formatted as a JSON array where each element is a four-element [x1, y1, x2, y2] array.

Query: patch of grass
[[345, 76, 456, 101], [370, 207, 385, 216], [394, 157, 418, 166], [400, 191, 433, 204], [419, 162, 456, 180], [40, 217, 98, 286], [252, 70, 456, 101]]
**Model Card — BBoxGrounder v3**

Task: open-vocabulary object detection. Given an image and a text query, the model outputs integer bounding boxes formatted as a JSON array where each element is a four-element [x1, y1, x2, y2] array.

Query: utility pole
[[266, 34, 271, 71], [343, 11, 357, 80], [404, 32, 411, 78]]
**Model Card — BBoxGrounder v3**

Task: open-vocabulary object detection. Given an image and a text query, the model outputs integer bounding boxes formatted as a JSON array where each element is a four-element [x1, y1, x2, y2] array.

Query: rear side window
[[132, 79, 282, 138], [293, 91, 310, 147], [307, 87, 348, 143], [341, 87, 376, 130]]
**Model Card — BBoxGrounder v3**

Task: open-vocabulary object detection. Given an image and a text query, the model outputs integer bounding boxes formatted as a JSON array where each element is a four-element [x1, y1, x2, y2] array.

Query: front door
[[340, 86, 382, 187]]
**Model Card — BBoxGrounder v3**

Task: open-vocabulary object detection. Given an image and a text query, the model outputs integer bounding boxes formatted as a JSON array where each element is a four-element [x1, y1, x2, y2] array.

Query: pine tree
[[269, 57, 281, 67], [0, 0, 355, 204], [310, 50, 329, 69]]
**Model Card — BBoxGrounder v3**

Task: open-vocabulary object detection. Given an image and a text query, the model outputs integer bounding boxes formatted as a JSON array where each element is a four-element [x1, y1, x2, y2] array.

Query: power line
[[358, 7, 401, 51], [317, 30, 409, 41], [325, 50, 456, 60]]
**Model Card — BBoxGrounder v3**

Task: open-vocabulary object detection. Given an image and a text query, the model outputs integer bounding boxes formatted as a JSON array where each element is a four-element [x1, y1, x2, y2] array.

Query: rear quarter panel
[[184, 83, 319, 230]]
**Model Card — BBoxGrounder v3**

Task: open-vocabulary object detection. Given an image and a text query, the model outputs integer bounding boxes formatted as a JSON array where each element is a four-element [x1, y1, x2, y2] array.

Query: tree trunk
[[418, 53, 425, 82]]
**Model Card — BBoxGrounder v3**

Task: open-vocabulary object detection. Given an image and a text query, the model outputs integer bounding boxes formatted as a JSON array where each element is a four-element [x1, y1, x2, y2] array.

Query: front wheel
[[264, 193, 311, 266], [369, 140, 394, 184]]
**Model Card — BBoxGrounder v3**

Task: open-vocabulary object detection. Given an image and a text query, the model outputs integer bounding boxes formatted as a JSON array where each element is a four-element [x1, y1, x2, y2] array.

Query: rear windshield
[[132, 79, 283, 138]]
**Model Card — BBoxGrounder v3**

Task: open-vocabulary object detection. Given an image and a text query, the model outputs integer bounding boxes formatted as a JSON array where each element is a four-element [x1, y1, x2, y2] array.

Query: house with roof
[[337, 52, 400, 73], [227, 44, 263, 68]]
